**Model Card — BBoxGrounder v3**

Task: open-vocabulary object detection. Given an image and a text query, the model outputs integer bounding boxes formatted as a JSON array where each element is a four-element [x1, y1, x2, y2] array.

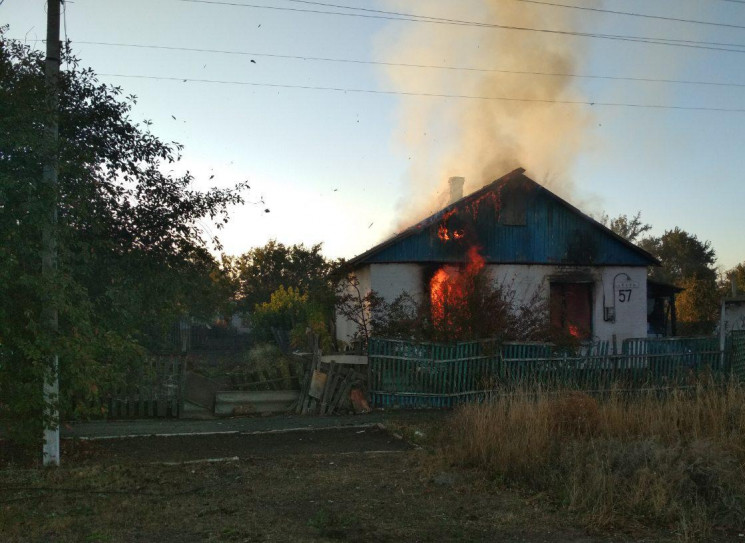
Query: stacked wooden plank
[[293, 338, 368, 415]]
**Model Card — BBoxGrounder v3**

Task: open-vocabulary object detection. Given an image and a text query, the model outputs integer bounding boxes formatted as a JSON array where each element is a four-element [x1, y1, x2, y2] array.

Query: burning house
[[337, 168, 660, 346]]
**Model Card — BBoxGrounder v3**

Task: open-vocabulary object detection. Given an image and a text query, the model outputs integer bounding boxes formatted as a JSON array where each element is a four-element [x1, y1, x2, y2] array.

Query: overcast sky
[[3, 0, 744, 270]]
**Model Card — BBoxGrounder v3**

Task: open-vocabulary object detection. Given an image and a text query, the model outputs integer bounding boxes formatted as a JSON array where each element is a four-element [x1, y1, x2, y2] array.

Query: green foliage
[[234, 240, 338, 312], [639, 227, 719, 335], [0, 36, 245, 451], [599, 211, 652, 243], [234, 241, 339, 351], [252, 286, 309, 338], [640, 227, 717, 285], [252, 286, 333, 351]]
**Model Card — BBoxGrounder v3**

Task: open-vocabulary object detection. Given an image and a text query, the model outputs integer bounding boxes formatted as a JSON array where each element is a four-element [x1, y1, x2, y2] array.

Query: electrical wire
[[68, 39, 745, 89], [95, 72, 745, 113], [513, 0, 745, 31], [175, 0, 745, 54]]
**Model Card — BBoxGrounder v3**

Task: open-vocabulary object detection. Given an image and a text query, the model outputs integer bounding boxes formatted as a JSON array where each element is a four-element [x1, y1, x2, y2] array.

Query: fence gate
[[107, 355, 185, 418]]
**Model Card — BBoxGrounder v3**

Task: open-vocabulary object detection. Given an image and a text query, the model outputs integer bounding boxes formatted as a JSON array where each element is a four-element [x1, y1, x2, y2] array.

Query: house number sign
[[615, 279, 639, 303]]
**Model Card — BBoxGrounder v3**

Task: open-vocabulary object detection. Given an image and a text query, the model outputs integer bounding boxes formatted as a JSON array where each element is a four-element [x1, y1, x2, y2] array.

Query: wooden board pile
[[293, 341, 368, 415]]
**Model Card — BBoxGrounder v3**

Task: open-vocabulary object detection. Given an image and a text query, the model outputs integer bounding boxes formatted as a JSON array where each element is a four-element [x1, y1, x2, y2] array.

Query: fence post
[[178, 355, 187, 418]]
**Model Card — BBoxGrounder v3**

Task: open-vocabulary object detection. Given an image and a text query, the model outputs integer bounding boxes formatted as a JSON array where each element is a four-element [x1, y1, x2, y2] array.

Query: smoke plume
[[374, 0, 594, 227]]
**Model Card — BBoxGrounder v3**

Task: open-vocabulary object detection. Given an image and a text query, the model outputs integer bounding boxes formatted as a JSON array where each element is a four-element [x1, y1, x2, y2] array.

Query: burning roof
[[346, 168, 659, 269]]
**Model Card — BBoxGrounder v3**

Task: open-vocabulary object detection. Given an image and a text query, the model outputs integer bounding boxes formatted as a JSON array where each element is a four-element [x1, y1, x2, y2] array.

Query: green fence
[[368, 338, 501, 408], [731, 331, 745, 382], [368, 336, 729, 408]]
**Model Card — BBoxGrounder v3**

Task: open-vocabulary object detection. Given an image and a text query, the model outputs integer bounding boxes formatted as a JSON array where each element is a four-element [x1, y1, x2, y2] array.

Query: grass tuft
[[438, 381, 745, 540]]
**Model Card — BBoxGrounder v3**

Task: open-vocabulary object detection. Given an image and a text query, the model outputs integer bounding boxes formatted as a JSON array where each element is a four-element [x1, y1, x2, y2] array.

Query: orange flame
[[437, 224, 450, 241], [430, 246, 485, 334]]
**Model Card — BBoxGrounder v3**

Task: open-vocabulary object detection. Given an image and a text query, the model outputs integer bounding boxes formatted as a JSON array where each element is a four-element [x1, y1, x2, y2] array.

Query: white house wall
[[485, 265, 647, 344], [722, 300, 745, 333], [336, 263, 647, 346], [369, 263, 425, 303], [336, 264, 424, 346]]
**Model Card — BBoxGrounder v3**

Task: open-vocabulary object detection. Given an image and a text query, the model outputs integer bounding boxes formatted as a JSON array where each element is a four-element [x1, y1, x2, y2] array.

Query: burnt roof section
[[346, 168, 660, 269]]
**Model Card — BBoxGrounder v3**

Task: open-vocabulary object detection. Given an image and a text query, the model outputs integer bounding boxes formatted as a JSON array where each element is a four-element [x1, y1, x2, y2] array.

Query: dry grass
[[439, 381, 745, 540]]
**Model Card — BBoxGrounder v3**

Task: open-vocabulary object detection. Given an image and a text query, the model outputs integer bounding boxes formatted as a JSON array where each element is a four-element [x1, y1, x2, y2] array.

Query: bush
[[252, 286, 333, 352], [336, 269, 553, 346]]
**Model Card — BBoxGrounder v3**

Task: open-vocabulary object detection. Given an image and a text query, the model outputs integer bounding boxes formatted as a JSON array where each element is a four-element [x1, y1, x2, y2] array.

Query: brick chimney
[[448, 176, 465, 204]]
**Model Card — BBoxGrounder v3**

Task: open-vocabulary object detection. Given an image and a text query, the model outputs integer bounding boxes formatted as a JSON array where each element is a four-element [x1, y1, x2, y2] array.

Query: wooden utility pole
[[42, 0, 61, 467]]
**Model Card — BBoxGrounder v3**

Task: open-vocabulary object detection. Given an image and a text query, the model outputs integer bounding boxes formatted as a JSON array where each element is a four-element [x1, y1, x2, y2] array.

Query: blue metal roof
[[348, 169, 659, 268]]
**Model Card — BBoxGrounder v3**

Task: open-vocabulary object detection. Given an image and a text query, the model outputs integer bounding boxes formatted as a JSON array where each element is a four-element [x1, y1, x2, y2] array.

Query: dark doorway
[[550, 282, 593, 340]]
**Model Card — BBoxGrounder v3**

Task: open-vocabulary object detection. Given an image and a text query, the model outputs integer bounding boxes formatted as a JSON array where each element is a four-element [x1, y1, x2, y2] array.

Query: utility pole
[[42, 0, 61, 467]]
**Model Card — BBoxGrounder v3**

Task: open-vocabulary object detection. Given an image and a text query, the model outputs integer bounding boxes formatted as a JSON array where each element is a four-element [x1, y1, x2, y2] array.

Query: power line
[[285, 0, 745, 51], [69, 39, 745, 90], [175, 0, 745, 54], [513, 0, 745, 31], [96, 72, 745, 113], [284, 0, 745, 50]]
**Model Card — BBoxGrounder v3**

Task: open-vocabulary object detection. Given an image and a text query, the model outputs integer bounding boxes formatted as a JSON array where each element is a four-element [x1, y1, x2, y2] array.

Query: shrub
[[335, 270, 553, 346]]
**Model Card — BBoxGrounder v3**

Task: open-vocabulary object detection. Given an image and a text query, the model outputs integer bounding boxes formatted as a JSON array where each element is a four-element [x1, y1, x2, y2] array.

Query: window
[[550, 282, 593, 340]]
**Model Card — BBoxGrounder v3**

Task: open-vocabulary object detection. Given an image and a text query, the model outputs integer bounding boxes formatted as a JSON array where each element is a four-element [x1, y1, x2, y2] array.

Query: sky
[[2, 0, 744, 271]]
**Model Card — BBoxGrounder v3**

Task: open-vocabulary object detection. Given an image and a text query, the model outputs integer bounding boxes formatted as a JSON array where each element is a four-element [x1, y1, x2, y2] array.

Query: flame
[[437, 224, 450, 241], [438, 225, 464, 242], [466, 191, 501, 220], [429, 246, 485, 334], [568, 324, 581, 338]]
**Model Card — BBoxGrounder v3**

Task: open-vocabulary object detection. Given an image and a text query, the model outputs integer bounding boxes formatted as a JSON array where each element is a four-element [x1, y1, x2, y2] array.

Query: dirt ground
[[0, 419, 675, 542]]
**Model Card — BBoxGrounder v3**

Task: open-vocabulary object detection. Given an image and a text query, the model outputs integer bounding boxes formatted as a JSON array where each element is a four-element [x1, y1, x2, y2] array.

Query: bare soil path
[[0, 413, 672, 542], [59, 412, 389, 440]]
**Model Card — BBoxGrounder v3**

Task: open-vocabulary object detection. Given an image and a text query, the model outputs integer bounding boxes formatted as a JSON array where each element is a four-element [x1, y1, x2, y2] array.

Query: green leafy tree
[[234, 241, 337, 312], [639, 228, 717, 285], [252, 286, 309, 337], [639, 228, 719, 335], [0, 36, 246, 452], [599, 211, 652, 243], [252, 286, 333, 351]]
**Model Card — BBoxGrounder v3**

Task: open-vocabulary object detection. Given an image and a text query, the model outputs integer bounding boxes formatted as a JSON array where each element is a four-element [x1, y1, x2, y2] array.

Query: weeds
[[439, 381, 745, 540]]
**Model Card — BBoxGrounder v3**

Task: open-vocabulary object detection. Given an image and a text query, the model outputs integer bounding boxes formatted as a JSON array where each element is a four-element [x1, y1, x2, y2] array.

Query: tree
[[639, 228, 719, 335], [639, 228, 717, 284], [599, 211, 652, 243], [0, 36, 246, 453], [722, 263, 745, 297], [234, 241, 338, 313], [251, 285, 333, 351]]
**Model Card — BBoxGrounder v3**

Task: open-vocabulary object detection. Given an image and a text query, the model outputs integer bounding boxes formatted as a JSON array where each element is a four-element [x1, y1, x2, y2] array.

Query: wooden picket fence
[[106, 356, 185, 418], [368, 336, 729, 408]]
